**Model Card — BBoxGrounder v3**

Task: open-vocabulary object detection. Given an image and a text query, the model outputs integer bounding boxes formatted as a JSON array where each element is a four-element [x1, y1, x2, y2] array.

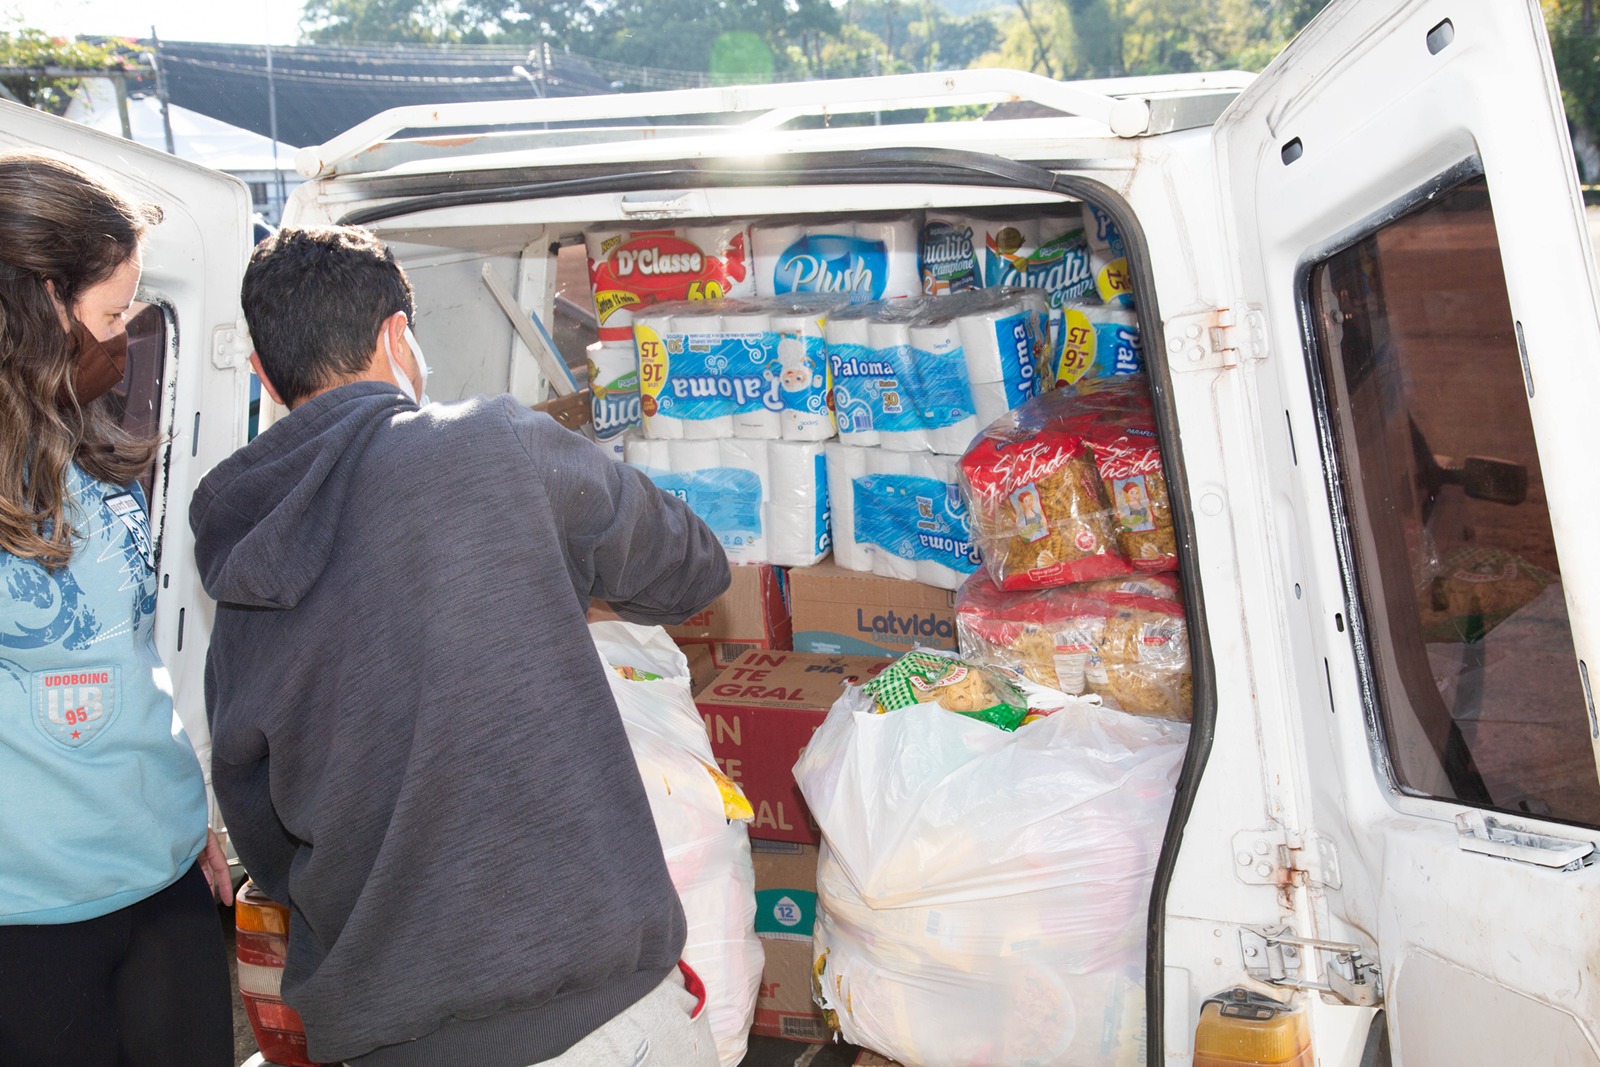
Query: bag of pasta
[[958, 390, 1133, 590], [1063, 376, 1178, 574], [955, 571, 1192, 722]]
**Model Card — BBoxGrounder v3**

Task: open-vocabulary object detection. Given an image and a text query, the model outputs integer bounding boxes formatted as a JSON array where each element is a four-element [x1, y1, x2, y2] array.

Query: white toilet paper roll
[[824, 442, 871, 573], [868, 448, 913, 478], [643, 412, 686, 440], [929, 416, 980, 457], [719, 437, 772, 500], [915, 560, 966, 591], [623, 433, 671, 472], [853, 216, 923, 301], [653, 311, 733, 438], [751, 223, 806, 298], [668, 439, 723, 472], [828, 313, 881, 447], [972, 382, 1013, 429], [771, 311, 835, 441], [722, 310, 782, 439], [765, 503, 828, 567], [768, 441, 825, 510]]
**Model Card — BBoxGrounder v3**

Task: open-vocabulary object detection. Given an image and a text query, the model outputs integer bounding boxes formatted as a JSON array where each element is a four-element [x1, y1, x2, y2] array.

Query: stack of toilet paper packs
[[625, 296, 841, 567], [596, 203, 1141, 584], [822, 288, 1048, 590]]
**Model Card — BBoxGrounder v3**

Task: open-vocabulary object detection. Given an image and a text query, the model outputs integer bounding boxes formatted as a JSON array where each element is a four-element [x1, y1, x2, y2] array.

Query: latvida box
[[695, 649, 891, 844], [786, 561, 958, 657]]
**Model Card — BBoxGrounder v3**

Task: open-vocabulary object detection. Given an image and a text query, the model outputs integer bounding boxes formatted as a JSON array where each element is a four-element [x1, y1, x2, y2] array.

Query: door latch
[[1239, 926, 1383, 1007]]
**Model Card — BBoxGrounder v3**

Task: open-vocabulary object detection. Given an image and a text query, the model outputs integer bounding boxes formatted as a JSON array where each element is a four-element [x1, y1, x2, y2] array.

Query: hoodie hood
[[191, 382, 412, 609]]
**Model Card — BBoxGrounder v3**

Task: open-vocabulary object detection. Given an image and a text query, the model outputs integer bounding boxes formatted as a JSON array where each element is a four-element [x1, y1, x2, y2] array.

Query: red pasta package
[[955, 570, 1192, 722], [1062, 377, 1178, 573], [958, 390, 1133, 590]]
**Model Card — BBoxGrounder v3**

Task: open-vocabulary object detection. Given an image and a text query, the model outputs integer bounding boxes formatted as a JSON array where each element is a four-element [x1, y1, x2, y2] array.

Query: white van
[[8, 0, 1599, 1062]]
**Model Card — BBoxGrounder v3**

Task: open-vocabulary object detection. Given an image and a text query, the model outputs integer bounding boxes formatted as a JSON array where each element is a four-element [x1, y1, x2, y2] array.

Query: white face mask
[[384, 323, 432, 405]]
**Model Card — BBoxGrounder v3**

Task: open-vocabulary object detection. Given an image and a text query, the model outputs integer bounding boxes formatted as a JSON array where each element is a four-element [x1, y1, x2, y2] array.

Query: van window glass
[[103, 303, 169, 505], [1311, 175, 1600, 829]]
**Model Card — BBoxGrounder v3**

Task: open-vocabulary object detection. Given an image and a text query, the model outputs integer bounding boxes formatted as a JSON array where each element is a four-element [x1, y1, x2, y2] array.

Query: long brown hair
[[0, 151, 163, 568]]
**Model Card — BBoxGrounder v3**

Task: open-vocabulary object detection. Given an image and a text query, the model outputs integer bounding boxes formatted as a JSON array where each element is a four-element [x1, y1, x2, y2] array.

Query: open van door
[[0, 103, 255, 847], [1207, 0, 1600, 1061]]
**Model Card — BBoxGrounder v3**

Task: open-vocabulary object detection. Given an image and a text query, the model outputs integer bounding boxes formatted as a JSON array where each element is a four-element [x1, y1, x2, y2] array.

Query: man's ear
[[249, 352, 288, 408]]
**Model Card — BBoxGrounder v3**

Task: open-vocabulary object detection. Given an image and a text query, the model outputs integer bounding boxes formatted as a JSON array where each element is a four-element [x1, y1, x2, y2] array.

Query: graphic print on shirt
[[0, 473, 155, 705], [30, 665, 121, 748]]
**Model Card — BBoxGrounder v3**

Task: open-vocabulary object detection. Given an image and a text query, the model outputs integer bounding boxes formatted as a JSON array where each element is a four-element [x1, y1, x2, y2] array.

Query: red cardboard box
[[697, 649, 891, 843]]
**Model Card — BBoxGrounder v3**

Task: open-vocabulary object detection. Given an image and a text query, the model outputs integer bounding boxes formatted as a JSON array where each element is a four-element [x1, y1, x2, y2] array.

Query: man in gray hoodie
[[190, 226, 731, 1067]]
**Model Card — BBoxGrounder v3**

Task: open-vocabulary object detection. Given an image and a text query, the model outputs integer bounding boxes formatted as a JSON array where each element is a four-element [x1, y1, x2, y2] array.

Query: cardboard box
[[589, 562, 792, 692], [697, 649, 890, 843], [787, 561, 958, 657], [750, 841, 831, 1043]]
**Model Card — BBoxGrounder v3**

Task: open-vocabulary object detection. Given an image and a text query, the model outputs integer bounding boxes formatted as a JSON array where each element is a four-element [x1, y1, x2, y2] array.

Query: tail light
[[235, 880, 327, 1067], [1193, 988, 1314, 1067]]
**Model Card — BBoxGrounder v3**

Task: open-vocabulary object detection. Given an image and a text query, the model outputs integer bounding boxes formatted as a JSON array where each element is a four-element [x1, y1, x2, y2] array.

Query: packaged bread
[[958, 390, 1133, 590], [955, 570, 1192, 722]]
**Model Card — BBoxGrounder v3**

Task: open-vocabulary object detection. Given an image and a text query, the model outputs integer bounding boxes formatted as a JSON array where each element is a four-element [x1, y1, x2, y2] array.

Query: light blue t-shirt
[[0, 464, 207, 924]]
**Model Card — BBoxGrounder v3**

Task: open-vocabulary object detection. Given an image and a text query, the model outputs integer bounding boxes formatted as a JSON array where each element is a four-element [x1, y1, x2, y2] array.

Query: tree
[[0, 24, 129, 114], [1545, 0, 1600, 179], [302, 0, 483, 43]]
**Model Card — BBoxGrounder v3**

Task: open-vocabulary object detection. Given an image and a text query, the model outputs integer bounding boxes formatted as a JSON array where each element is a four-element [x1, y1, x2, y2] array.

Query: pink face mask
[[58, 320, 129, 406]]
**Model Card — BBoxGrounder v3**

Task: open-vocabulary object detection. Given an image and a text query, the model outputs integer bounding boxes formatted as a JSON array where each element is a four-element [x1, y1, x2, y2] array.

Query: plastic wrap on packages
[[861, 649, 1028, 730], [955, 570, 1192, 722], [591, 621, 765, 1067], [958, 389, 1134, 589], [1054, 376, 1177, 573], [793, 683, 1185, 1066]]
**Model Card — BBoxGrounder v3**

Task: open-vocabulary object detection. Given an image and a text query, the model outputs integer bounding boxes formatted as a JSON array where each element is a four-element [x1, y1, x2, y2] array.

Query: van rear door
[[1209, 0, 1600, 1061], [0, 102, 254, 812]]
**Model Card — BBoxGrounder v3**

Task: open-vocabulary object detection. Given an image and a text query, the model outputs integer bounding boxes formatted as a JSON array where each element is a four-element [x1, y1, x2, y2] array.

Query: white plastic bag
[[794, 681, 1186, 1066], [591, 621, 764, 1067]]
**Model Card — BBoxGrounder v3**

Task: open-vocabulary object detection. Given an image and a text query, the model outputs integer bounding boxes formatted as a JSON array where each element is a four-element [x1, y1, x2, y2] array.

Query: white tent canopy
[[69, 85, 297, 174]]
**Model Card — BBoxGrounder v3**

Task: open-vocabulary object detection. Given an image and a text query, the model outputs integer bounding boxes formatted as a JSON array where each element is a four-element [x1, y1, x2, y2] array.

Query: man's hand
[[200, 828, 236, 906]]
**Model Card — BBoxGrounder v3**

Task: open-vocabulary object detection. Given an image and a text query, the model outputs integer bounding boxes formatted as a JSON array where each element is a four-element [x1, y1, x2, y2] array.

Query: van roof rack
[[298, 68, 1251, 179]]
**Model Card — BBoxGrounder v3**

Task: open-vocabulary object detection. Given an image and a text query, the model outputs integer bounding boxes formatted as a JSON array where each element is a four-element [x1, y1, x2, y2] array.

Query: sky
[[22, 0, 306, 45]]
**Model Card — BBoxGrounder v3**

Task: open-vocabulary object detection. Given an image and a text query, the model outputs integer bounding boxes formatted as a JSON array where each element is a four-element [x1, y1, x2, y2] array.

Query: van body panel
[[0, 101, 254, 828], [1203, 0, 1600, 1062]]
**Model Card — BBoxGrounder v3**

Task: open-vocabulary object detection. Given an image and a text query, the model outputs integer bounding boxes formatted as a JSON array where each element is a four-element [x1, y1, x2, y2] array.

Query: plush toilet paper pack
[[753, 217, 922, 304]]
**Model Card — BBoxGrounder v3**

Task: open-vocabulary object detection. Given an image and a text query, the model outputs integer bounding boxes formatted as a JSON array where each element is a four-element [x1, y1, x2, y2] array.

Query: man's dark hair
[[242, 226, 415, 406]]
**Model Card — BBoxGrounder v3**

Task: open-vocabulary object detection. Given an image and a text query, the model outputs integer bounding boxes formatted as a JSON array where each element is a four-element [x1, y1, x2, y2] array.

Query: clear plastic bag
[[591, 621, 764, 1067], [793, 684, 1187, 1066]]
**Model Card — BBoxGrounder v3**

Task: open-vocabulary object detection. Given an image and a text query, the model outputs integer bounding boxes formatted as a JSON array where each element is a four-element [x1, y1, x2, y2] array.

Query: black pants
[[0, 862, 233, 1067]]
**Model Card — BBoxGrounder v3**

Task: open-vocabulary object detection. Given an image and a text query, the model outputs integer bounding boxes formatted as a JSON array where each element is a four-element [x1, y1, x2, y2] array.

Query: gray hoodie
[[190, 382, 730, 1066]]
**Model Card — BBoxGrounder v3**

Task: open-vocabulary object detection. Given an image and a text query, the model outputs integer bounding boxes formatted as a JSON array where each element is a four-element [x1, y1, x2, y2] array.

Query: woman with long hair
[[0, 151, 233, 1066]]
